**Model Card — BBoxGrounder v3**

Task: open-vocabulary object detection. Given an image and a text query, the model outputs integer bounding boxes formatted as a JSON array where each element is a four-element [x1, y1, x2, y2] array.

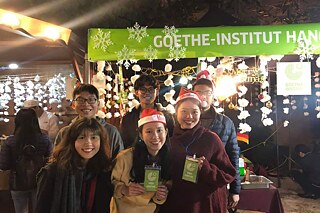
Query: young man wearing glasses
[[120, 74, 175, 148], [193, 71, 241, 209], [54, 83, 123, 160]]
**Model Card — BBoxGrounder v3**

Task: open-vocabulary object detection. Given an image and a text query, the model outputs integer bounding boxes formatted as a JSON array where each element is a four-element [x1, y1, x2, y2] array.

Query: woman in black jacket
[[36, 117, 113, 213], [0, 108, 52, 213]]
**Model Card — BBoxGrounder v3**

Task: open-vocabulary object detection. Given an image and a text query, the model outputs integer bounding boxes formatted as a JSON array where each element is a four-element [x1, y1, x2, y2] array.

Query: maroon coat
[[161, 123, 236, 213]]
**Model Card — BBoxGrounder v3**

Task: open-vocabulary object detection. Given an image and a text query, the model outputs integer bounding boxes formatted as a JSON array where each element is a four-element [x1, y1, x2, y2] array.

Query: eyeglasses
[[139, 87, 156, 94], [196, 90, 213, 96], [74, 97, 97, 104]]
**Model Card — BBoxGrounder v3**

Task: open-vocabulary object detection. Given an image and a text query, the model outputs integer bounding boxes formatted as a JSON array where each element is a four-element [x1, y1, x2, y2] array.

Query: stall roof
[[0, 25, 85, 81]]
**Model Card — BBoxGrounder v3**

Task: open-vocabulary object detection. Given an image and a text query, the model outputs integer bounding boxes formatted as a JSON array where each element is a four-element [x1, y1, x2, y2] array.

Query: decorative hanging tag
[[182, 155, 199, 183], [144, 164, 161, 191]]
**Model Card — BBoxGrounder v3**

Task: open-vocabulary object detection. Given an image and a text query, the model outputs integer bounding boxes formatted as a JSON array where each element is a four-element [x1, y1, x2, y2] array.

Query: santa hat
[[176, 87, 207, 107], [138, 108, 166, 127], [193, 70, 215, 89]]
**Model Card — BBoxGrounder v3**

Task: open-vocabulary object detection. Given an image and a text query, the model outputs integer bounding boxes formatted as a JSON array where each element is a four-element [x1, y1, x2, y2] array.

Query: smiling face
[[193, 84, 214, 111], [176, 99, 201, 129], [135, 85, 158, 108], [140, 122, 167, 156], [72, 91, 99, 118], [75, 129, 100, 162]]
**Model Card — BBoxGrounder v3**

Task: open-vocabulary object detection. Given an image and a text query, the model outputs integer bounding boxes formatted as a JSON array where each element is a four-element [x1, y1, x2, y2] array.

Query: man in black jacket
[[292, 144, 320, 199], [193, 71, 241, 208], [120, 74, 175, 148]]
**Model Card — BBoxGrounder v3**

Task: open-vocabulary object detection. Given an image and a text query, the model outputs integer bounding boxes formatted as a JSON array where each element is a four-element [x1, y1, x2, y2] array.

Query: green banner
[[88, 23, 320, 61]]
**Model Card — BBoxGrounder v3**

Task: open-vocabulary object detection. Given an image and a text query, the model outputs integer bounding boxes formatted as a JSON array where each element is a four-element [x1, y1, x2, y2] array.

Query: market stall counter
[[231, 175, 284, 213]]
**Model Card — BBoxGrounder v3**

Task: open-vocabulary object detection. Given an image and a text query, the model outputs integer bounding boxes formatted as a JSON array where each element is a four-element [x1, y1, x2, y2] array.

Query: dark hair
[[13, 108, 42, 152], [130, 124, 171, 183], [50, 118, 111, 173], [294, 144, 310, 154], [72, 84, 99, 100], [134, 74, 160, 91], [192, 78, 214, 90]]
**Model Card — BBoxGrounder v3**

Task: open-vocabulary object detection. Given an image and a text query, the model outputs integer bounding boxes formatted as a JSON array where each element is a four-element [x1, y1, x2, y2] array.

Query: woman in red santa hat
[[110, 108, 171, 213], [160, 87, 236, 213]]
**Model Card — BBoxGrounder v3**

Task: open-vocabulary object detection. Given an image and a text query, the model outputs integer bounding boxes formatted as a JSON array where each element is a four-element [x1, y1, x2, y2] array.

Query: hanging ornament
[[164, 63, 172, 72], [132, 64, 141, 72], [258, 93, 264, 100], [266, 101, 273, 108], [228, 102, 235, 109], [225, 98, 231, 103]]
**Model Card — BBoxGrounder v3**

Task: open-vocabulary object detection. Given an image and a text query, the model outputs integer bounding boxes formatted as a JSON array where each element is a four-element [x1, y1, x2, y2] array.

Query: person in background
[[55, 83, 123, 160], [111, 108, 171, 213], [0, 108, 52, 213], [120, 74, 175, 149], [161, 88, 235, 213], [192, 70, 241, 208], [36, 117, 113, 212], [24, 99, 60, 143], [291, 144, 320, 199]]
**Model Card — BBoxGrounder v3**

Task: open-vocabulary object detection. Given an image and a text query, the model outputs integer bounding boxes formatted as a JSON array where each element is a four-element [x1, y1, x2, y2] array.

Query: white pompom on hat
[[138, 108, 166, 127], [24, 99, 39, 108], [176, 87, 207, 108]]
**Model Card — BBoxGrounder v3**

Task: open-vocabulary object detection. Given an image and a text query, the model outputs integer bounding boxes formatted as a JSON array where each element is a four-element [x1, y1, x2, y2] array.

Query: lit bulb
[[8, 63, 18, 69], [43, 26, 60, 40], [1, 12, 20, 27]]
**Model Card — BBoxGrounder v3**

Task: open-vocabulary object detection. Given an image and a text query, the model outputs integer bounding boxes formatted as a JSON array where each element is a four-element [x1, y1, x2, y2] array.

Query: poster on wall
[[276, 62, 311, 95]]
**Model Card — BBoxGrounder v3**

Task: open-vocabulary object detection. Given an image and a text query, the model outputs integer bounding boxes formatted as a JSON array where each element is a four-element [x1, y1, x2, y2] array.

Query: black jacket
[[36, 163, 113, 213], [200, 105, 241, 194]]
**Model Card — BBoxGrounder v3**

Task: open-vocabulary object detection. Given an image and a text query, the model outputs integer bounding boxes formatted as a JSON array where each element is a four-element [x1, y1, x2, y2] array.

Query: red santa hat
[[176, 87, 207, 107], [196, 70, 210, 80], [193, 70, 215, 89], [138, 108, 166, 127]]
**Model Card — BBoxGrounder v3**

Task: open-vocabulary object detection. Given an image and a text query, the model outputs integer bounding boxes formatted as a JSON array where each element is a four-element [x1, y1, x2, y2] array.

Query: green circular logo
[[285, 63, 304, 80]]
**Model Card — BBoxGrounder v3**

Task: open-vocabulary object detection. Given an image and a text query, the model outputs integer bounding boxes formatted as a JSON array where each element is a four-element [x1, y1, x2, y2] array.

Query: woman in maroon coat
[[161, 88, 236, 213]]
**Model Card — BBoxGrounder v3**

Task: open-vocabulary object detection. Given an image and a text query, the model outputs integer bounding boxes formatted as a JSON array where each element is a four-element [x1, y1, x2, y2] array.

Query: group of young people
[[0, 71, 241, 213]]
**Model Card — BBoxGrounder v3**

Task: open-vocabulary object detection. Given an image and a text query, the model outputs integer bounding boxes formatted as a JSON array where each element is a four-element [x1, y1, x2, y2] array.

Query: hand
[[198, 156, 206, 170], [121, 183, 145, 196], [154, 185, 169, 201], [228, 193, 240, 208]]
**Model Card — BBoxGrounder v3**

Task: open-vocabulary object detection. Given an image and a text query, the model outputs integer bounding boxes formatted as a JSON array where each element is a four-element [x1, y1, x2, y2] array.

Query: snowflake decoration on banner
[[168, 46, 186, 62], [116, 45, 137, 69], [162, 26, 178, 36], [294, 39, 316, 61], [144, 45, 158, 62], [127, 22, 149, 43], [91, 29, 113, 52]]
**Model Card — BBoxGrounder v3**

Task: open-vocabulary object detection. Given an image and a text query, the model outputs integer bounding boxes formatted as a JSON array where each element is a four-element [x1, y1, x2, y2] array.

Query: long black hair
[[13, 108, 42, 154], [130, 124, 171, 183]]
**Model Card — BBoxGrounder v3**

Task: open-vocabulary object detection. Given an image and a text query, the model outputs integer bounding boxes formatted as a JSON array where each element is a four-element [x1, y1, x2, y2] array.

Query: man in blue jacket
[[193, 71, 241, 209]]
